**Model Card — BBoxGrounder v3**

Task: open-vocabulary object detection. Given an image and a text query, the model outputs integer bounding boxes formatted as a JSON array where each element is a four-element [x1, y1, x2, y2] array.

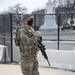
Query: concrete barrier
[[13, 40, 21, 62], [0, 45, 10, 63], [13, 46, 75, 71], [13, 39, 75, 71], [37, 50, 75, 71]]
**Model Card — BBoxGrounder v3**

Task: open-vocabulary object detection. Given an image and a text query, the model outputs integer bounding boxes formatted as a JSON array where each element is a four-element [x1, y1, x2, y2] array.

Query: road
[[42, 33, 75, 41], [43, 41, 75, 51], [0, 64, 75, 75], [41, 33, 75, 51]]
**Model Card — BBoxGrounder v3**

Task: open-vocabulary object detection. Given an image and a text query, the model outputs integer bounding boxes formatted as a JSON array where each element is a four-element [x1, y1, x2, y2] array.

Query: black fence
[[33, 13, 75, 50], [0, 13, 75, 61], [0, 14, 22, 61]]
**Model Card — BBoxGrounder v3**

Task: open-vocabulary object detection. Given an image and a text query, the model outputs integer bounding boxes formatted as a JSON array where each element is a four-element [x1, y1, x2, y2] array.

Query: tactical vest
[[19, 26, 38, 58], [15, 26, 39, 57]]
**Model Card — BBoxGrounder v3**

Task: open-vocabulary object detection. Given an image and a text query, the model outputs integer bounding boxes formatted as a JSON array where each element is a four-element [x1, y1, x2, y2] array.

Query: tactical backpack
[[15, 27, 20, 46]]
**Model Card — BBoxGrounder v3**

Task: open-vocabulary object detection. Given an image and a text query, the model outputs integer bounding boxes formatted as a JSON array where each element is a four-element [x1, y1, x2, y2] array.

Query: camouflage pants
[[21, 58, 39, 75]]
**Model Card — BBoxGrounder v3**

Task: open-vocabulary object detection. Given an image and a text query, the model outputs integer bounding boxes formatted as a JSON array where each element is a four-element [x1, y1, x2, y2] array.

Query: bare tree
[[9, 3, 27, 14], [8, 3, 27, 27]]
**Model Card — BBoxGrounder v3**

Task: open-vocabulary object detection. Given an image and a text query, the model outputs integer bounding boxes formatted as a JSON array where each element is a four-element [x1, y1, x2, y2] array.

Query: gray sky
[[0, 0, 50, 13]]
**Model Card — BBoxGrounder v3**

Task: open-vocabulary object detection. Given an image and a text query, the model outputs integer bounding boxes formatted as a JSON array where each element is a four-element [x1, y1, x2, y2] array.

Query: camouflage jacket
[[16, 25, 39, 60]]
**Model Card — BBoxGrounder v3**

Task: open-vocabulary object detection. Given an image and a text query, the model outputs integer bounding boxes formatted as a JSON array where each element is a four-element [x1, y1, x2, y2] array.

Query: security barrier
[[0, 45, 10, 63]]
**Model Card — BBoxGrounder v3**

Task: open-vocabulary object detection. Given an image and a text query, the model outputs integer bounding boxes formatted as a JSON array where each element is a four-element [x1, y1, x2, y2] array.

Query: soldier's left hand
[[34, 31, 41, 36]]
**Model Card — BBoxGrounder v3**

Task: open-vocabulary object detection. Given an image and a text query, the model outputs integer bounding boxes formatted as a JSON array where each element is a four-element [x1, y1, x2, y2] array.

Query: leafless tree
[[9, 3, 27, 14], [8, 3, 27, 27]]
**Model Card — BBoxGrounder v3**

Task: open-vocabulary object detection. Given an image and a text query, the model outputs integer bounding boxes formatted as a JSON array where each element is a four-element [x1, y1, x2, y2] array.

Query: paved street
[[0, 64, 75, 75], [43, 41, 75, 51], [42, 33, 75, 41]]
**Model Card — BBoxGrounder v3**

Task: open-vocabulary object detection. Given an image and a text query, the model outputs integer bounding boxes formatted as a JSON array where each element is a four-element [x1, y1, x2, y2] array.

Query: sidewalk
[[0, 64, 75, 75]]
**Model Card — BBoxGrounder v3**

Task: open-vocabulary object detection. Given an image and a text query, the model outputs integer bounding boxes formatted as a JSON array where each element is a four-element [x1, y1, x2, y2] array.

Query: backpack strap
[[15, 27, 21, 46]]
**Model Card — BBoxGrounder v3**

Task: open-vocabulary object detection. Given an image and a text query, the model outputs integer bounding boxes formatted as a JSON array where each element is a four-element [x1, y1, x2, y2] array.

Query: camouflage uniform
[[17, 25, 39, 75]]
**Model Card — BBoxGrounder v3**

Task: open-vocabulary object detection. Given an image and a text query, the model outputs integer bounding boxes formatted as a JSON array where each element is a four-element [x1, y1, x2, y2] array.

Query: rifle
[[37, 37, 50, 66]]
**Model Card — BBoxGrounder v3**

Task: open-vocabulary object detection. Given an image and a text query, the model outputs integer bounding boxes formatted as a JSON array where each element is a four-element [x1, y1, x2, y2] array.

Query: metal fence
[[0, 13, 75, 61], [0, 14, 12, 61], [33, 13, 75, 51], [0, 14, 22, 61]]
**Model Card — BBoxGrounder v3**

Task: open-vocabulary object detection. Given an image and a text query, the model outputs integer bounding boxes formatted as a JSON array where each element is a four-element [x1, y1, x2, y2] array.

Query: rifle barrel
[[47, 59, 50, 66]]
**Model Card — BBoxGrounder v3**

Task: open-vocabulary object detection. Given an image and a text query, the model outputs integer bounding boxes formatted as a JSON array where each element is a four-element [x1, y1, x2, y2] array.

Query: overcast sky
[[0, 0, 50, 13]]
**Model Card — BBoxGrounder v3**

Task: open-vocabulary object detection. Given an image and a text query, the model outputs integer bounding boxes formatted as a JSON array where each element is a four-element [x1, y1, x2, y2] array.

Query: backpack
[[15, 27, 20, 46]]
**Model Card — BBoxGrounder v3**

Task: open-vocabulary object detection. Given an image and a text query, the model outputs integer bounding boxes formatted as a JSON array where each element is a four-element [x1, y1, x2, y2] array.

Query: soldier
[[15, 14, 41, 75]]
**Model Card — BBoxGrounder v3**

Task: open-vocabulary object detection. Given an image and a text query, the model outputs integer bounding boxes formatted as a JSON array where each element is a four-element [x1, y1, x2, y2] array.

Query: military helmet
[[23, 14, 34, 20], [29, 15, 34, 19]]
